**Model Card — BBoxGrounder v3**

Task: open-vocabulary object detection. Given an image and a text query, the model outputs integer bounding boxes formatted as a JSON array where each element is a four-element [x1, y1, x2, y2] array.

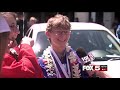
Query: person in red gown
[[0, 12, 43, 78]]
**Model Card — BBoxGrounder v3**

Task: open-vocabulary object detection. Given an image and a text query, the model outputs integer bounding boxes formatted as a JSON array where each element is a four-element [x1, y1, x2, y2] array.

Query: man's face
[[46, 29, 71, 48]]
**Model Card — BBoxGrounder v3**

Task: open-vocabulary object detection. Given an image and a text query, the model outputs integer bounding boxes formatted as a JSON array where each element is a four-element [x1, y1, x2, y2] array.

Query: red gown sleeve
[[1, 44, 43, 78]]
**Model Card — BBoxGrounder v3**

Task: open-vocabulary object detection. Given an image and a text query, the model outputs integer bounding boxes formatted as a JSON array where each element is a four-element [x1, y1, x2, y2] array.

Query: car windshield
[[33, 30, 120, 61], [33, 31, 50, 57], [69, 30, 120, 61]]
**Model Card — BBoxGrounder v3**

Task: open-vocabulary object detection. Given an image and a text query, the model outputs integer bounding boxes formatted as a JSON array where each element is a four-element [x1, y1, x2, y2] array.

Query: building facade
[[74, 12, 116, 29], [21, 12, 120, 30]]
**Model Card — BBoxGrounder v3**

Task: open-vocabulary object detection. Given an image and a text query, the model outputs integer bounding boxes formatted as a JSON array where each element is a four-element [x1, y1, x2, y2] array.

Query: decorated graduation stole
[[42, 46, 81, 78]]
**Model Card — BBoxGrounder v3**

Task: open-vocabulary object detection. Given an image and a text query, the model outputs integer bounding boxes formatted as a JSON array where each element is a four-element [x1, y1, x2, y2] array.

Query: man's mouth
[[58, 39, 66, 42]]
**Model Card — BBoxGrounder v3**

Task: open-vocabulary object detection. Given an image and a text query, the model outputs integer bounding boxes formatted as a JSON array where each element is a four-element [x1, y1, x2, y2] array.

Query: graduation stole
[[42, 46, 81, 78]]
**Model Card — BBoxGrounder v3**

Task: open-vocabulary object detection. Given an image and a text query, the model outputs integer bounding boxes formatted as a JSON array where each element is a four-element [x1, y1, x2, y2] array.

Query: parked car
[[25, 22, 120, 78]]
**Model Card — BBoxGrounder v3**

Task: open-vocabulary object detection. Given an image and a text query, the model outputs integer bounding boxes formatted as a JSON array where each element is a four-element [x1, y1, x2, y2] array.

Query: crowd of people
[[0, 12, 111, 78]]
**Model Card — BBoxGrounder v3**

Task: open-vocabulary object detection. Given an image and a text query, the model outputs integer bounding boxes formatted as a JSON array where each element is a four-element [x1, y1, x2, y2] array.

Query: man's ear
[[45, 31, 50, 38]]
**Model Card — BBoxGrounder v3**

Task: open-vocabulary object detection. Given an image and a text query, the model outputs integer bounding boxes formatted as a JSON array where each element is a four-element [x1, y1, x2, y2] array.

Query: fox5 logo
[[94, 65, 100, 71], [82, 65, 99, 71], [82, 65, 107, 71]]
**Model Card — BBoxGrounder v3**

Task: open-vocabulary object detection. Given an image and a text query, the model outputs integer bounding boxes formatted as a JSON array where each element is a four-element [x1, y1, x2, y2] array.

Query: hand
[[95, 71, 112, 78], [8, 40, 18, 48], [87, 63, 112, 78], [21, 37, 34, 47], [87, 70, 111, 78]]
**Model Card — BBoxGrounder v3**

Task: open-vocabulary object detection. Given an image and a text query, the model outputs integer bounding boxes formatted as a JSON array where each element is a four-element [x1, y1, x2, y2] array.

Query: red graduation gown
[[0, 44, 43, 78]]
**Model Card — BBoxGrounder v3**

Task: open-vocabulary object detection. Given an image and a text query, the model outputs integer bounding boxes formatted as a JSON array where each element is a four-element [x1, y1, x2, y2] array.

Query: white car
[[25, 22, 120, 78]]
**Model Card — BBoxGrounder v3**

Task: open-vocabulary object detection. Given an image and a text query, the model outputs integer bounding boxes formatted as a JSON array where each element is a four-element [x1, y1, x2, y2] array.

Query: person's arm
[[19, 43, 44, 78], [1, 37, 43, 78]]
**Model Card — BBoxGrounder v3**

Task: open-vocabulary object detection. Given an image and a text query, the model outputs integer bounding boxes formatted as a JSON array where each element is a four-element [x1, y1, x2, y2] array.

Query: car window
[[69, 30, 99, 52], [33, 31, 50, 57], [68, 30, 120, 60]]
